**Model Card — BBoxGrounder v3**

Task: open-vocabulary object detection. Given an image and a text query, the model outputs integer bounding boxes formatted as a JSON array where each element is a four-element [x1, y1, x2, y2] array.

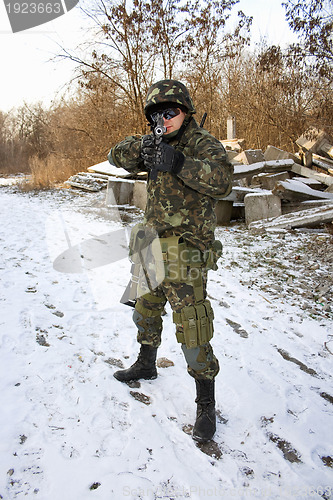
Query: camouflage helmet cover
[[144, 79, 196, 117]]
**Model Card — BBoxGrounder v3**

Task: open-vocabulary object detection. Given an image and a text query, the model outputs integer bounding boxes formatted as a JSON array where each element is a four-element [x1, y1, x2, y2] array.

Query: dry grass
[[0, 163, 30, 176], [21, 155, 81, 190]]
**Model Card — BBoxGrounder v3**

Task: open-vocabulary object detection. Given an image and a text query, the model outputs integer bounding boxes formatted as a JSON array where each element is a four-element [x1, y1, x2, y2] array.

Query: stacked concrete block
[[251, 171, 291, 191], [264, 145, 301, 164], [244, 193, 282, 227], [133, 180, 148, 211], [234, 149, 265, 165], [215, 200, 233, 225], [296, 128, 333, 159]]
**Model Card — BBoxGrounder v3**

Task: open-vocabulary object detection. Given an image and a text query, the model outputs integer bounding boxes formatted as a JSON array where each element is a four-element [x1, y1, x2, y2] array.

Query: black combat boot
[[113, 344, 157, 382], [192, 379, 216, 442]]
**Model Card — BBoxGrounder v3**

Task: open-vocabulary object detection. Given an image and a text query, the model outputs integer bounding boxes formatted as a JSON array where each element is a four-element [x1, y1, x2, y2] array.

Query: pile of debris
[[64, 161, 139, 192], [64, 172, 111, 192], [65, 127, 333, 231], [223, 127, 333, 231]]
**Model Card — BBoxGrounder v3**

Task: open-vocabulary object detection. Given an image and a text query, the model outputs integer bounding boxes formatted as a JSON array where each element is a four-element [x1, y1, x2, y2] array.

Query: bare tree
[[282, 0, 333, 78], [58, 0, 252, 133]]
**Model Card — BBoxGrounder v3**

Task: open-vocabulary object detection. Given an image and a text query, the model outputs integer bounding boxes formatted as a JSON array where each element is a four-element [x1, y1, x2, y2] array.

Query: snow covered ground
[[0, 185, 332, 500]]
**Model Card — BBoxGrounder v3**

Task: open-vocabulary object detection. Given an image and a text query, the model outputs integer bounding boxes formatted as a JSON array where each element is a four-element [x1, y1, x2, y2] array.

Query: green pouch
[[202, 300, 214, 343], [174, 300, 214, 348], [180, 305, 198, 348]]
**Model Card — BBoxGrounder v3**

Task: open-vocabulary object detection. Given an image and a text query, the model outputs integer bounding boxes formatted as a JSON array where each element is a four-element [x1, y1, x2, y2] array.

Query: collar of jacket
[[165, 115, 198, 149]]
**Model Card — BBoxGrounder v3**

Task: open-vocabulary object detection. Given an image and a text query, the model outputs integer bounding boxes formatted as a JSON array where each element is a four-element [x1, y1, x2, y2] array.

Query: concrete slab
[[264, 145, 301, 164], [234, 149, 265, 165], [106, 178, 134, 205], [215, 200, 233, 225], [245, 193, 282, 226], [133, 180, 147, 211]]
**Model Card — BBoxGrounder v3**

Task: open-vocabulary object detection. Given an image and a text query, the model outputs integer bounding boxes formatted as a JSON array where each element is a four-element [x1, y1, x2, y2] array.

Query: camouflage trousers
[[133, 270, 219, 381]]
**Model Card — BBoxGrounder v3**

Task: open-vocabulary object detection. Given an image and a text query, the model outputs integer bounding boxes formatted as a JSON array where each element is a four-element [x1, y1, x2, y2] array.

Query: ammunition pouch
[[125, 226, 222, 303], [173, 300, 214, 349], [151, 235, 204, 283], [151, 235, 223, 283]]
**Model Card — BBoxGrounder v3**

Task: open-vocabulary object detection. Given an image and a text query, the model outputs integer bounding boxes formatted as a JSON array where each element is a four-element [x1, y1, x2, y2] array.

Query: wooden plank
[[65, 181, 102, 192], [65, 172, 108, 191]]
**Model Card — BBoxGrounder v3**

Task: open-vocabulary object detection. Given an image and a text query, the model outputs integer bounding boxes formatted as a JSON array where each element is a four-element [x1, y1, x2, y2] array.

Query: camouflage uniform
[[109, 80, 233, 381]]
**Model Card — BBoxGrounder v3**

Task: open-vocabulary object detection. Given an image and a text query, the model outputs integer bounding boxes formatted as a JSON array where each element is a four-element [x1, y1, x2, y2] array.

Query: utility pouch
[[124, 262, 138, 302], [173, 300, 214, 348], [152, 236, 205, 283]]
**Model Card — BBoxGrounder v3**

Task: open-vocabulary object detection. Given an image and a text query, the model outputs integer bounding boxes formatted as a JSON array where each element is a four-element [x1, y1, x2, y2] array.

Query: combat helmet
[[144, 79, 196, 120]]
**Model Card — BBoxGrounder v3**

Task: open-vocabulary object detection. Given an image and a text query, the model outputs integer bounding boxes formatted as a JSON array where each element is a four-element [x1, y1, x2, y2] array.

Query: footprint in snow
[[225, 318, 248, 338]]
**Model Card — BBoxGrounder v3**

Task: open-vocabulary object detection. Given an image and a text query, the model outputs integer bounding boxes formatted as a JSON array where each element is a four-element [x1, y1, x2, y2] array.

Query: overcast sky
[[0, 0, 297, 113]]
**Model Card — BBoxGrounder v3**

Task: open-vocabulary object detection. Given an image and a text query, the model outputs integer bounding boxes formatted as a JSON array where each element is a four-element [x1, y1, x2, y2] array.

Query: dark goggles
[[150, 108, 181, 122]]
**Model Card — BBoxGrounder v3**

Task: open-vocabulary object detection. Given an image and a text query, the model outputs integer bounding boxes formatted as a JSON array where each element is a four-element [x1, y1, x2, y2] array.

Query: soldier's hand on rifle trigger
[[155, 142, 185, 174], [141, 134, 156, 170], [141, 136, 185, 175]]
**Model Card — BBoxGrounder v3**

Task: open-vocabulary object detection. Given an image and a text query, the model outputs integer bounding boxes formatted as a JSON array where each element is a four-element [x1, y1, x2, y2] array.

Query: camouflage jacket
[[109, 117, 233, 251]]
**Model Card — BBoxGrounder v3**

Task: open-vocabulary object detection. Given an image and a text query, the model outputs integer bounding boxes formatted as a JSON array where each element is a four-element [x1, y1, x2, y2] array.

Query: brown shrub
[[21, 155, 81, 190]]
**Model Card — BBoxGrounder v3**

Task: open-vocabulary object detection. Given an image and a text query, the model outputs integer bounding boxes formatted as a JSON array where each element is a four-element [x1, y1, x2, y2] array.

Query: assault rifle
[[150, 112, 166, 181], [148, 111, 207, 180]]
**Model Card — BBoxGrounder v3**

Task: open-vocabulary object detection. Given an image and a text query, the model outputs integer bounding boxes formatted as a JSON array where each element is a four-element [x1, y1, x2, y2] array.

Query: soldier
[[108, 80, 233, 442]]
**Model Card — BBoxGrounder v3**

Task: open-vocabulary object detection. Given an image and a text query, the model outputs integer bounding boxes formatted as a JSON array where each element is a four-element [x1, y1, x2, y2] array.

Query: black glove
[[141, 135, 185, 174], [141, 135, 156, 170]]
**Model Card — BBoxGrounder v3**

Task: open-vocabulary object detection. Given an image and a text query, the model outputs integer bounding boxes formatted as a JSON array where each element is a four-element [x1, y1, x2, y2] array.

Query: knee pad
[[181, 343, 219, 378], [172, 300, 214, 349], [181, 344, 209, 371], [133, 301, 163, 348], [133, 309, 162, 334]]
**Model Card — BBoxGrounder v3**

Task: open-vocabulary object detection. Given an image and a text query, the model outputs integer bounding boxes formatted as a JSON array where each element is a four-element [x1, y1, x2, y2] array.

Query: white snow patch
[[0, 186, 332, 500]]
